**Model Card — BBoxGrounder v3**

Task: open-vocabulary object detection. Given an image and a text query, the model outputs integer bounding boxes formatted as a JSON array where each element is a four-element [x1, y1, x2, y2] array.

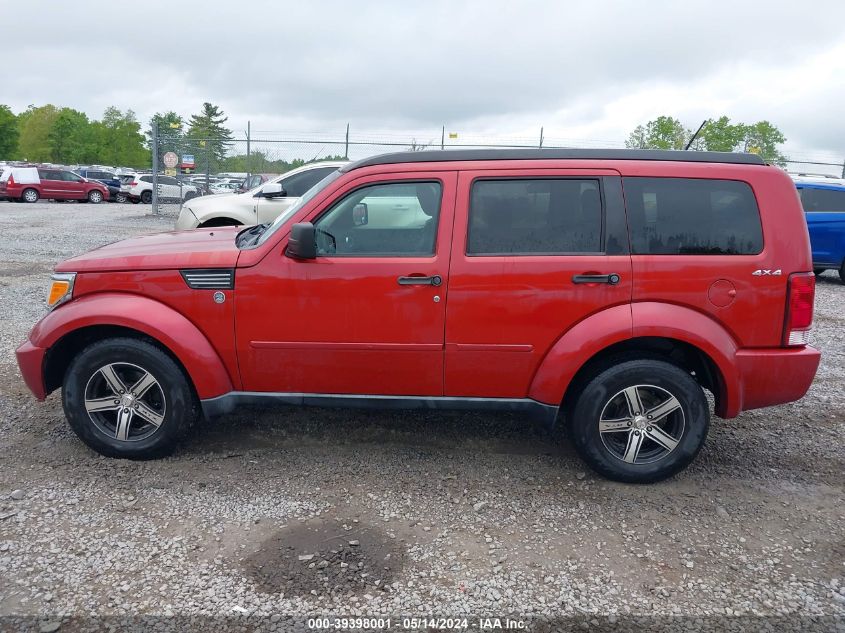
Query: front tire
[[115, 192, 127, 203], [22, 188, 39, 203], [88, 190, 103, 204], [62, 338, 197, 459], [569, 359, 710, 483]]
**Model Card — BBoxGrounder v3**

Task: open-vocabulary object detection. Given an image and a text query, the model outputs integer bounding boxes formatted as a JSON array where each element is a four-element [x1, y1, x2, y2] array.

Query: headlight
[[47, 273, 76, 309]]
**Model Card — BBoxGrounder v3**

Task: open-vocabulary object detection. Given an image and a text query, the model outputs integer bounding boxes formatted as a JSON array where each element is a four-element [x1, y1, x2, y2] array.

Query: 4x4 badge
[[752, 269, 782, 276]]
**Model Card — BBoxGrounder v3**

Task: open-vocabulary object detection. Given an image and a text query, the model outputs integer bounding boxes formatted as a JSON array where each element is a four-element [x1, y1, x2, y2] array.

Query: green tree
[[48, 108, 95, 164], [0, 105, 19, 158], [186, 102, 234, 171], [147, 111, 185, 149], [17, 104, 60, 162], [625, 116, 688, 150], [697, 116, 747, 152], [97, 107, 149, 167], [743, 120, 787, 166]]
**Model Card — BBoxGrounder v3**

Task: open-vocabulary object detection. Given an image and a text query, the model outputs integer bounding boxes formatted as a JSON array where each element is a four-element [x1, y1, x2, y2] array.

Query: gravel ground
[[0, 201, 843, 632]]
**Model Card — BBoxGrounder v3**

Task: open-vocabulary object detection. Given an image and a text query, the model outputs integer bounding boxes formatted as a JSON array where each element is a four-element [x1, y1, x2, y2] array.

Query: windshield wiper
[[236, 223, 269, 248]]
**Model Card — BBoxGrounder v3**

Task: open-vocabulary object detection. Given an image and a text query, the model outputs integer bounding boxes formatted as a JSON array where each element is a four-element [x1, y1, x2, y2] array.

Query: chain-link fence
[[149, 125, 845, 216]]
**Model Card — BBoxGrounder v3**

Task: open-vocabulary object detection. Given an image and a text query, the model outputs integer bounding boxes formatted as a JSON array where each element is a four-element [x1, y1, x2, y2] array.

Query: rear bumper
[[15, 339, 47, 400], [732, 345, 821, 415]]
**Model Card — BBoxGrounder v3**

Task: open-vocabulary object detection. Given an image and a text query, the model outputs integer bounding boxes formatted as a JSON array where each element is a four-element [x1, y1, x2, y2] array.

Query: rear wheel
[[88, 190, 103, 204], [22, 188, 38, 203], [569, 359, 710, 483], [140, 190, 152, 204], [62, 338, 198, 459]]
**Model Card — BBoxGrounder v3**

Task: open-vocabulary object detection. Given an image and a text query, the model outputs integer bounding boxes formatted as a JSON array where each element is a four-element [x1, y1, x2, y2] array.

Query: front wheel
[[88, 190, 103, 204], [115, 192, 127, 203], [62, 338, 198, 458], [569, 359, 710, 483]]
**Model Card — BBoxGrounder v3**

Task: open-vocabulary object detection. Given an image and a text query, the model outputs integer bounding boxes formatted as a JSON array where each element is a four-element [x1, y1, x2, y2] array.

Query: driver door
[[236, 171, 457, 396]]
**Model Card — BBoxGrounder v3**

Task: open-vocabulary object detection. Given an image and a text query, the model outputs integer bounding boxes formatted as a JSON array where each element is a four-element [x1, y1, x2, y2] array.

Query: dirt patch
[[242, 518, 405, 598]]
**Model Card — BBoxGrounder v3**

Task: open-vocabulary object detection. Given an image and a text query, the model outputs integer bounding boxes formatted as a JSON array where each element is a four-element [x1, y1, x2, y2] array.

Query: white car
[[127, 174, 200, 204], [175, 161, 346, 229], [209, 182, 240, 194]]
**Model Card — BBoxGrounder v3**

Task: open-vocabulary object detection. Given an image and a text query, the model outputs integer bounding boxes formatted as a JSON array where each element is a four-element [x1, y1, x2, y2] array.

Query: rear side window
[[799, 187, 845, 212], [623, 177, 763, 255], [140, 176, 153, 183], [283, 167, 337, 197], [467, 179, 603, 255]]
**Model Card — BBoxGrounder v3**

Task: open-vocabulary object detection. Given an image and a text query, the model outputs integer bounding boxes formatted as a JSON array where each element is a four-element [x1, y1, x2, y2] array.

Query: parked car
[[175, 161, 345, 229], [209, 182, 240, 194], [2, 167, 109, 203], [15, 149, 820, 483], [76, 168, 125, 203], [236, 173, 271, 193], [793, 175, 845, 282], [125, 174, 199, 204]]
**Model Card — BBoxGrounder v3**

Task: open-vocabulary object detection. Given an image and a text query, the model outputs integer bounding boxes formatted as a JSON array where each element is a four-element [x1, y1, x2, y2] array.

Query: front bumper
[[734, 345, 821, 414], [15, 339, 47, 400]]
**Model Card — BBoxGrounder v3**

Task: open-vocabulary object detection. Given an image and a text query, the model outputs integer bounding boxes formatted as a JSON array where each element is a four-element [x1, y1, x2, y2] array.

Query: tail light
[[783, 272, 815, 347], [8, 174, 14, 185], [129, 181, 137, 187]]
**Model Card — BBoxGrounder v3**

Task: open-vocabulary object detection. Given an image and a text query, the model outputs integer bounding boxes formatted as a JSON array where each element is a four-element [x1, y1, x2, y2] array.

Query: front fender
[[528, 304, 633, 405], [30, 293, 234, 399]]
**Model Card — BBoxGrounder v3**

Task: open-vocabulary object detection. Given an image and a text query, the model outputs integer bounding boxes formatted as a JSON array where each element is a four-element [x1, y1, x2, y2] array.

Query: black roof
[[341, 148, 766, 172]]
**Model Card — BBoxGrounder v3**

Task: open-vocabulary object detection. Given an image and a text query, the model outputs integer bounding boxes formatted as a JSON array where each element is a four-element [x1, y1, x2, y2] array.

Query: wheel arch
[[34, 293, 235, 400], [197, 216, 244, 228]]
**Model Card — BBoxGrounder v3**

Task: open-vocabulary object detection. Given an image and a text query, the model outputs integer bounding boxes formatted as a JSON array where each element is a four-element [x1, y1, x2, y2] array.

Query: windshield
[[254, 169, 343, 246]]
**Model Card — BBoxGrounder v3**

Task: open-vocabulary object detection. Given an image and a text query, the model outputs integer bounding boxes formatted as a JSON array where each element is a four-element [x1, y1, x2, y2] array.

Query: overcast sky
[[4, 0, 845, 164]]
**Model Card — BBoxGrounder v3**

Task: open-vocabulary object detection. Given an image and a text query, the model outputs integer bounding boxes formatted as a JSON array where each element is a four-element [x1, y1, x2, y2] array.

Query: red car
[[16, 149, 820, 482], [4, 167, 109, 203]]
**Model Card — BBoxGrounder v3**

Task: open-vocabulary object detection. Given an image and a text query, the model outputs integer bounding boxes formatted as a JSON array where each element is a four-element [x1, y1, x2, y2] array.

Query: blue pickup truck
[[794, 177, 845, 282]]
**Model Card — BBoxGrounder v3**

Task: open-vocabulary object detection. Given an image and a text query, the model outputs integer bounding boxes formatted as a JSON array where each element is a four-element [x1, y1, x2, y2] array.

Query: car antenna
[[685, 119, 709, 150]]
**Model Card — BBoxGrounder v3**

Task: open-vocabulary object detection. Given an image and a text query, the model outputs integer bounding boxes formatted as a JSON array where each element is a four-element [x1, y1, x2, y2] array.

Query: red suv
[[5, 168, 109, 203], [15, 149, 820, 482]]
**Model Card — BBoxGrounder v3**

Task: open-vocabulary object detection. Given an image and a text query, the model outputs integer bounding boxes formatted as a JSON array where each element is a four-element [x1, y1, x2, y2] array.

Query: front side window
[[140, 176, 153, 184], [467, 178, 603, 255], [312, 181, 442, 257], [283, 167, 338, 197], [799, 186, 845, 212], [624, 177, 763, 255]]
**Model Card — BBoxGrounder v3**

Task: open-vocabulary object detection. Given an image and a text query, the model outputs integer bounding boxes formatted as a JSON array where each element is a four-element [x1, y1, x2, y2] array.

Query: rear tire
[[22, 188, 38, 203], [569, 359, 710, 483], [62, 338, 198, 459], [88, 190, 103, 204], [140, 190, 152, 204]]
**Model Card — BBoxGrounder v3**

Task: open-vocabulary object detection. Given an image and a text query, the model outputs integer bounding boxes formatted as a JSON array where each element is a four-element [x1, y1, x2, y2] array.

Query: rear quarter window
[[623, 177, 763, 255], [799, 187, 845, 212]]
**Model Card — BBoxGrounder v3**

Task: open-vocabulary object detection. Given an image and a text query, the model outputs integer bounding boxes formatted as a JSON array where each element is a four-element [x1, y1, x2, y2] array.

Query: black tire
[[569, 359, 709, 483], [140, 190, 152, 204], [88, 190, 103, 204], [115, 192, 127, 203], [22, 188, 39, 203], [62, 337, 198, 459], [814, 268, 827, 276]]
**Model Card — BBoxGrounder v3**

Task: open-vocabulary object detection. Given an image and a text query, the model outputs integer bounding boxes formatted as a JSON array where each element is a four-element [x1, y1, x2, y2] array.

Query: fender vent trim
[[180, 268, 235, 290]]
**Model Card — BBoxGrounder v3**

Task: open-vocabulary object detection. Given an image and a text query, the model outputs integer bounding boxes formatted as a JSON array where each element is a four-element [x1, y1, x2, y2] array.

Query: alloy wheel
[[83, 362, 166, 442], [598, 384, 685, 464], [23, 189, 38, 202]]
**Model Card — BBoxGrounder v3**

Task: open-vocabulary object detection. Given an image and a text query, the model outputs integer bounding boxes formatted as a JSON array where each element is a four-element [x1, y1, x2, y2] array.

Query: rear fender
[[31, 293, 234, 399]]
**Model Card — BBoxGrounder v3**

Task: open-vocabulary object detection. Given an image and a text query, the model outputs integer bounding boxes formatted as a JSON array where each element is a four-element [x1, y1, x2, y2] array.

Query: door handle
[[398, 275, 442, 286], [572, 273, 621, 285]]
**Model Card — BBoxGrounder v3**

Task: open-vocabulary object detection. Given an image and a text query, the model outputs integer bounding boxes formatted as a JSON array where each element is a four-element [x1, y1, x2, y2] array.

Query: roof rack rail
[[341, 148, 767, 172]]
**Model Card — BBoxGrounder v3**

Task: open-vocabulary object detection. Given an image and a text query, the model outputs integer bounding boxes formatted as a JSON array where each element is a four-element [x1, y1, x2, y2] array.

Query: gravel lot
[[0, 201, 843, 632]]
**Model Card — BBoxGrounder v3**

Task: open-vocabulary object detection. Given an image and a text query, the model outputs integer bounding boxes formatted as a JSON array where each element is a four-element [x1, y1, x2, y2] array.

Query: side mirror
[[352, 202, 368, 226], [286, 222, 316, 259], [258, 182, 287, 198]]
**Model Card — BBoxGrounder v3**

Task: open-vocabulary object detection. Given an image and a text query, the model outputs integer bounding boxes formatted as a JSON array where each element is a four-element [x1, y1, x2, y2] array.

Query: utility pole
[[151, 122, 159, 215], [539, 127, 544, 148], [246, 121, 251, 181], [441, 126, 445, 150], [841, 159, 845, 180]]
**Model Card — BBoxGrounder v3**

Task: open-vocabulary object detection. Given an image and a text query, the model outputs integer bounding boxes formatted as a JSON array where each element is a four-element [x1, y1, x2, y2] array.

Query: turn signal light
[[47, 273, 76, 309]]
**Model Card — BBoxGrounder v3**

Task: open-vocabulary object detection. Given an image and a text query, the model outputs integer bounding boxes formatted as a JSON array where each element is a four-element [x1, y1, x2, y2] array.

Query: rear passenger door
[[445, 169, 632, 398]]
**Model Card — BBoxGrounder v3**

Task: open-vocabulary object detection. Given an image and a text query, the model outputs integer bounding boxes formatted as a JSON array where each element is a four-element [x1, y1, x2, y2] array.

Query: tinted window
[[799, 187, 845, 212], [283, 167, 337, 197], [467, 179, 602, 255], [624, 177, 763, 255], [140, 176, 153, 183], [63, 171, 83, 182], [159, 176, 178, 185], [313, 181, 442, 257]]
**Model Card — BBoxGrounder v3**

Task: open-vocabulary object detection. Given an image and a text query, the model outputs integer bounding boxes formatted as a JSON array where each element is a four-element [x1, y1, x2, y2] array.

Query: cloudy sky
[[4, 0, 845, 165]]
